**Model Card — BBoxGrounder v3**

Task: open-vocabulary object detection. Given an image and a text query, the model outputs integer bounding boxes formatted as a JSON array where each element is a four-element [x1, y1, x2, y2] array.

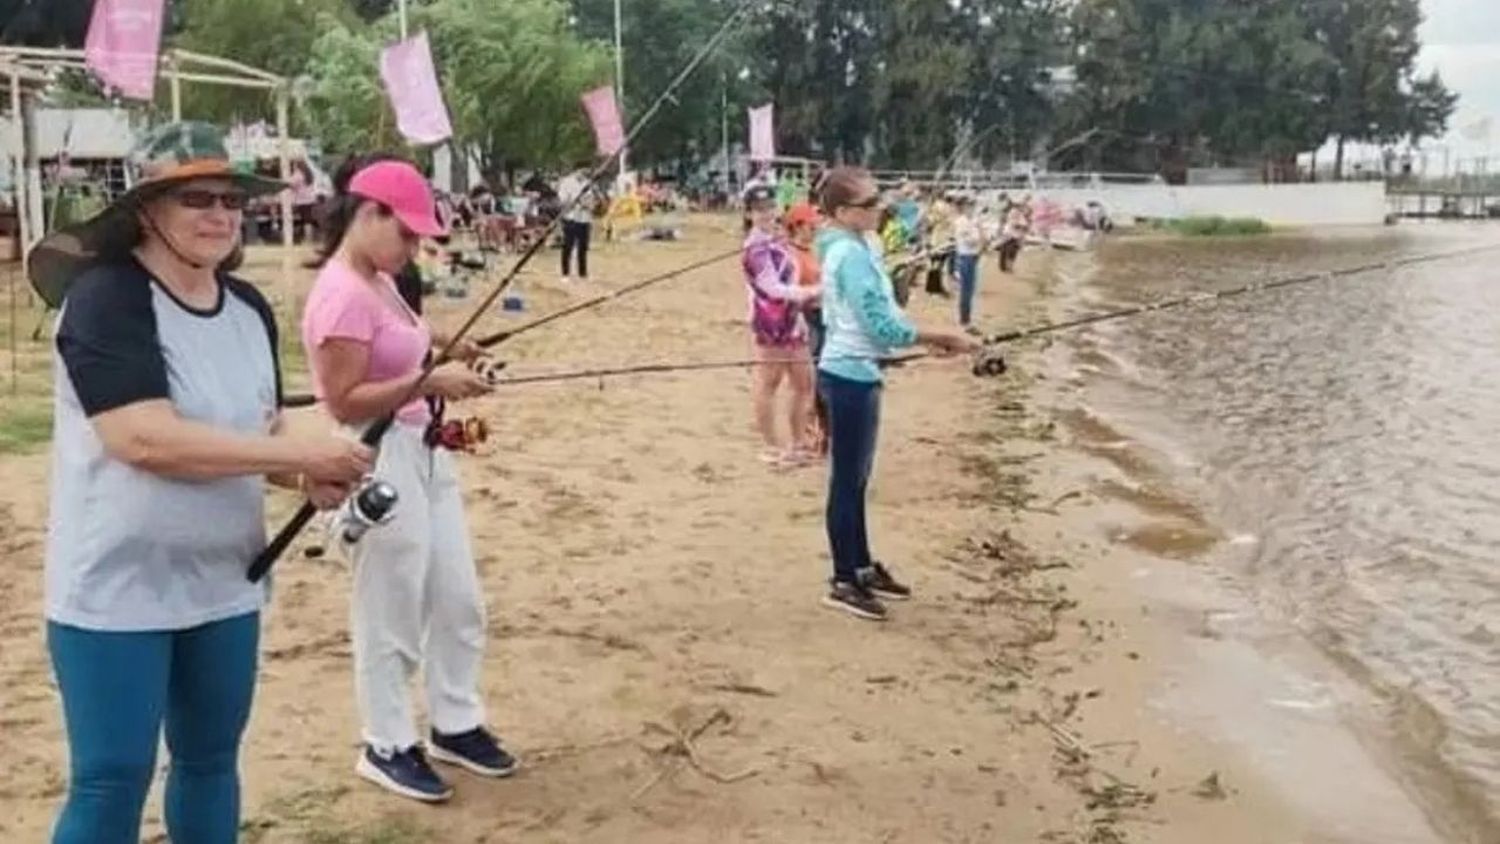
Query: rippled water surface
[[1053, 225, 1500, 840]]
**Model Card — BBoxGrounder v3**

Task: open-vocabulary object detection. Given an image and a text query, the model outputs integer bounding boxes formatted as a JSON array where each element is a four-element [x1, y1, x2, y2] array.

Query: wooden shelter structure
[[1, 48, 292, 394], [0, 47, 296, 279]]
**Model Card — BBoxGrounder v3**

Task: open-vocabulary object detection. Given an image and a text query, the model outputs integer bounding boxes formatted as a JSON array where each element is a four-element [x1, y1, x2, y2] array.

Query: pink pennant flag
[[84, 0, 167, 101], [581, 85, 625, 157], [379, 32, 454, 146], [748, 103, 775, 162]]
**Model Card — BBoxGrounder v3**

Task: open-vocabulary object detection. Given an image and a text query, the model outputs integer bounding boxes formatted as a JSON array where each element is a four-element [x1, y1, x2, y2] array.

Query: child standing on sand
[[742, 185, 822, 466], [814, 167, 976, 620]]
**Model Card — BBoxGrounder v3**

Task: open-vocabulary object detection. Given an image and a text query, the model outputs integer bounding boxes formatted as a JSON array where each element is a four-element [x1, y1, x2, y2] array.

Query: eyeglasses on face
[[172, 189, 248, 211]]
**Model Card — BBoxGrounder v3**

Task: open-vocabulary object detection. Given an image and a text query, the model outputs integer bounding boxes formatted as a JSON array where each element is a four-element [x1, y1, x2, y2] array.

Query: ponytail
[[305, 150, 410, 269]]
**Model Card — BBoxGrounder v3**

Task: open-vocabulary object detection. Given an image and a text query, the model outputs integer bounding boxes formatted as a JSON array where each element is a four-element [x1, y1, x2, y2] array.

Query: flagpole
[[720, 72, 728, 194], [614, 0, 627, 178]]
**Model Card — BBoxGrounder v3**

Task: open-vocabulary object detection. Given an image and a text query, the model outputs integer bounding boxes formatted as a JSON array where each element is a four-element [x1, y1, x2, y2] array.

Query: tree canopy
[[0, 0, 1460, 179]]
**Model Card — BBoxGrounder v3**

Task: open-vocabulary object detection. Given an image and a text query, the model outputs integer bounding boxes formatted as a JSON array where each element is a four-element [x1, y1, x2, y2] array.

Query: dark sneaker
[[822, 580, 888, 621], [430, 726, 519, 778], [861, 562, 912, 601], [356, 744, 452, 803]]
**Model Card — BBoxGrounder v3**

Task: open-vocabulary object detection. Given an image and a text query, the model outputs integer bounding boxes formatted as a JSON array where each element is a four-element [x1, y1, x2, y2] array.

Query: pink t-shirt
[[302, 257, 432, 426]]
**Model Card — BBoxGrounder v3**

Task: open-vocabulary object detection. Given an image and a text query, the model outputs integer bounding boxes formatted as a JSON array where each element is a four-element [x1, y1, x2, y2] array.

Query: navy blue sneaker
[[356, 744, 453, 803], [861, 562, 912, 601], [429, 726, 519, 778]]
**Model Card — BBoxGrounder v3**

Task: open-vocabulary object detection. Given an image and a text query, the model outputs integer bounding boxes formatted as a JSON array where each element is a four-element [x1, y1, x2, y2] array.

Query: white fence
[[1020, 181, 1389, 227]]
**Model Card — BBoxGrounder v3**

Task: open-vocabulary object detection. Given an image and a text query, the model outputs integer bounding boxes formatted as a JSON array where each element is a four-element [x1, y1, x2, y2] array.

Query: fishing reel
[[340, 479, 400, 544], [469, 356, 508, 385], [302, 477, 399, 559], [427, 416, 490, 453], [972, 347, 1008, 378]]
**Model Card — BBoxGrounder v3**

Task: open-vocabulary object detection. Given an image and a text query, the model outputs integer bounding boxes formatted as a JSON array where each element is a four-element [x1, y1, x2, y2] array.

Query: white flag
[[748, 103, 775, 162]]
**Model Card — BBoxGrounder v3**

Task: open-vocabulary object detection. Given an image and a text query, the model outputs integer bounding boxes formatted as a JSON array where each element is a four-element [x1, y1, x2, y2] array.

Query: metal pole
[[720, 73, 728, 193], [169, 52, 182, 121], [399, 0, 409, 39], [9, 69, 22, 391], [11, 71, 29, 287], [614, 0, 627, 177], [276, 87, 292, 252]]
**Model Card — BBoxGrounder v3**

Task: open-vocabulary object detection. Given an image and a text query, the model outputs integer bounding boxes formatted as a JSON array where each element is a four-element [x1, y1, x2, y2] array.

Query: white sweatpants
[[346, 423, 487, 753]]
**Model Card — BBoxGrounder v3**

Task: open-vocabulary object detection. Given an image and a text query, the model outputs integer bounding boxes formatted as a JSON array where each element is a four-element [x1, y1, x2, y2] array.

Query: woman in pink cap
[[300, 157, 514, 803]]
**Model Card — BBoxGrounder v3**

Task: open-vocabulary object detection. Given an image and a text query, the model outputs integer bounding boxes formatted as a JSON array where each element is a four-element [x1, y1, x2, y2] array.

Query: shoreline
[[0, 222, 1402, 841]]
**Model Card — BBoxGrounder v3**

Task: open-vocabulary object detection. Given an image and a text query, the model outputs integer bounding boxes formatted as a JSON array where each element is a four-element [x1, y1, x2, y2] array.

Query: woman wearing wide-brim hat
[[32, 121, 372, 844]]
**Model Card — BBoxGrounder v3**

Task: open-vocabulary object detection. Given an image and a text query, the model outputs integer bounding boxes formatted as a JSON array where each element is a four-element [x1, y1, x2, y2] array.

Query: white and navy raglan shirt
[[46, 260, 282, 632]]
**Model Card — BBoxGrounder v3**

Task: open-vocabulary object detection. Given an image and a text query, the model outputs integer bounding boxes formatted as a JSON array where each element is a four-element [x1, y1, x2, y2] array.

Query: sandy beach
[[0, 217, 1339, 843]]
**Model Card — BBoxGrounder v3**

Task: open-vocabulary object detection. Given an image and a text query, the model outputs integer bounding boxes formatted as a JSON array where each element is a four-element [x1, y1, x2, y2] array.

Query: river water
[[1043, 224, 1500, 841]]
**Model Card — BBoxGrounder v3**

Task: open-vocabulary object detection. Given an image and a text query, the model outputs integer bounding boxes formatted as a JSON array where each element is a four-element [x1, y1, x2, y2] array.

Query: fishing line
[[249, 0, 762, 582], [470, 246, 744, 347], [982, 242, 1500, 346], [277, 246, 745, 409], [473, 242, 1500, 387]]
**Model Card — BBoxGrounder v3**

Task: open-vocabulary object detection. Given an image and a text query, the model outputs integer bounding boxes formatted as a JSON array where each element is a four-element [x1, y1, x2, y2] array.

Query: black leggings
[[998, 238, 1021, 273], [562, 220, 591, 278]]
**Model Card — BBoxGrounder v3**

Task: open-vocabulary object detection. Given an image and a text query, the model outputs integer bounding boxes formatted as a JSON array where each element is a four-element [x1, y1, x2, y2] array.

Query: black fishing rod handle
[[247, 503, 316, 583], [246, 413, 398, 583]]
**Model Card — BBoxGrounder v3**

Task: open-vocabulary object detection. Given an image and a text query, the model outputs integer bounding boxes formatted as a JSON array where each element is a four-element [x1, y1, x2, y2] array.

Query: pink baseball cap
[[348, 160, 446, 237]]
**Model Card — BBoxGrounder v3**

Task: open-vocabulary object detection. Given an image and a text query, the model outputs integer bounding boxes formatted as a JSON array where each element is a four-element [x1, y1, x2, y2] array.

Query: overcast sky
[[1417, 0, 1498, 157]]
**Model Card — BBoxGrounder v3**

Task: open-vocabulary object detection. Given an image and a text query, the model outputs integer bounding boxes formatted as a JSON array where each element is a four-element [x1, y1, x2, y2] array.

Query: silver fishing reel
[[972, 347, 1008, 378], [340, 479, 399, 544], [302, 477, 399, 559]]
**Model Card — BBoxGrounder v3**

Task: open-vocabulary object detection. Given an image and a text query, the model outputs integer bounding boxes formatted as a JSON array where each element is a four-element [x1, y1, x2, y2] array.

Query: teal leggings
[[47, 612, 260, 844]]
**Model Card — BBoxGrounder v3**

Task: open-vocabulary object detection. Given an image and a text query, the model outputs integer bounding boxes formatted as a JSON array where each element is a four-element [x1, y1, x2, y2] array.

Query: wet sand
[[0, 219, 1363, 842]]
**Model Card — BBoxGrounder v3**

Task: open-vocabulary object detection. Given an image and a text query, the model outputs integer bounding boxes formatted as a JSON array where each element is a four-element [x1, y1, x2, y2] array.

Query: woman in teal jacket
[[815, 167, 976, 620]]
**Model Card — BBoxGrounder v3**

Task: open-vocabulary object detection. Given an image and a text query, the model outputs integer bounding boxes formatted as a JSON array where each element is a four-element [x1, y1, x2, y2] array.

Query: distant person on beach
[[815, 166, 977, 620], [951, 193, 986, 332], [785, 200, 829, 453], [302, 157, 516, 804], [893, 179, 923, 246], [923, 192, 955, 297], [556, 164, 598, 282], [742, 185, 822, 466], [31, 122, 369, 844], [998, 201, 1028, 273]]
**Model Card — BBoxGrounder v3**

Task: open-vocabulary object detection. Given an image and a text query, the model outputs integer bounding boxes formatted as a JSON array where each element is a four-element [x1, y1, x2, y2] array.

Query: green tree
[[957, 0, 1068, 167], [299, 15, 392, 155], [0, 0, 92, 46], [1309, 0, 1455, 178], [423, 0, 610, 177], [302, 0, 609, 176], [752, 0, 882, 163], [568, 0, 756, 173], [869, 0, 971, 169], [168, 0, 356, 126]]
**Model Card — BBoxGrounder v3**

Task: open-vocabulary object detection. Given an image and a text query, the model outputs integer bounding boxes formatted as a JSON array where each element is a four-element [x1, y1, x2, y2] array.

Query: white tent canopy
[[0, 108, 138, 161]]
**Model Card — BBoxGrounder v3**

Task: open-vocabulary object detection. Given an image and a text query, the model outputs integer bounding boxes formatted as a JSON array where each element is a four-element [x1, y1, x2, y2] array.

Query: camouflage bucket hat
[[28, 121, 285, 309]]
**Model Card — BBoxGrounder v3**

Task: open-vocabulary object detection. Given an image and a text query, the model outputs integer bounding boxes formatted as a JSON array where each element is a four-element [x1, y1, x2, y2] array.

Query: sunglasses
[[845, 195, 881, 210], [173, 189, 248, 211]]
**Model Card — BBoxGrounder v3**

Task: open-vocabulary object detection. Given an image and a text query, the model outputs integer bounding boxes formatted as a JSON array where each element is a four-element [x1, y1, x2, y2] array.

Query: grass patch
[[0, 399, 52, 454], [1157, 215, 1272, 236]]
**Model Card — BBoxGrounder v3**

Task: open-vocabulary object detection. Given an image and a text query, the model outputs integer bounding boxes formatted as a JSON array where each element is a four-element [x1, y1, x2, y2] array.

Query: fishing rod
[[277, 246, 745, 410], [471, 247, 743, 347], [489, 348, 1008, 387], [466, 241, 1499, 389], [248, 0, 761, 583], [982, 242, 1500, 346]]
